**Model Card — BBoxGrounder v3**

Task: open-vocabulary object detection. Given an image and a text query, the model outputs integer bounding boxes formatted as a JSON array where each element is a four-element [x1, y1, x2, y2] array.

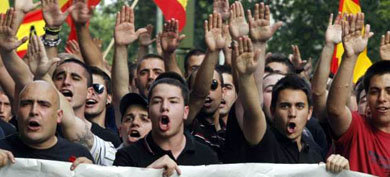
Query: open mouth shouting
[[159, 115, 170, 132], [27, 120, 41, 131], [85, 99, 97, 108], [204, 97, 213, 108], [60, 89, 73, 101], [287, 122, 296, 134], [128, 129, 142, 142]]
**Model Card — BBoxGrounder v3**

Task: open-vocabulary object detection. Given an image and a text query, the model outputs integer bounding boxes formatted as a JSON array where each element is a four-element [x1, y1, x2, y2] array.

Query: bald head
[[19, 81, 60, 109]]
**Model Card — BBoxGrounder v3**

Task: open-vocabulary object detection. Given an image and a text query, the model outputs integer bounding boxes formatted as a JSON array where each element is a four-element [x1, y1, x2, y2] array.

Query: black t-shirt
[[90, 122, 121, 148], [0, 119, 17, 137], [306, 117, 328, 157], [246, 126, 324, 163], [0, 134, 94, 162], [113, 131, 219, 167]]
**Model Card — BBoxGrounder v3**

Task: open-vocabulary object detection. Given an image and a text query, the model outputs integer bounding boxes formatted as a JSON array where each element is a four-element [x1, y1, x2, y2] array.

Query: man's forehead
[[56, 62, 87, 75], [151, 84, 182, 98], [277, 89, 308, 103]]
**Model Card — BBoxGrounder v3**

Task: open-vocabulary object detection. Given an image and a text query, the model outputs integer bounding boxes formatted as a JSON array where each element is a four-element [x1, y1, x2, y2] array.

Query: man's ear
[[307, 106, 313, 121], [106, 94, 112, 105], [183, 105, 189, 120], [57, 109, 64, 124]]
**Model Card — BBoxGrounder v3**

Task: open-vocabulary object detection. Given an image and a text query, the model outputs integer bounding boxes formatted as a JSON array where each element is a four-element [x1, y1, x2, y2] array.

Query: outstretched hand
[[229, 1, 249, 40], [27, 33, 60, 78], [42, 0, 74, 28], [15, 0, 40, 14], [380, 31, 390, 61], [213, 0, 230, 21], [139, 24, 155, 46], [161, 19, 185, 54], [342, 13, 373, 57], [114, 5, 147, 46], [232, 36, 261, 76], [247, 3, 282, 43], [325, 13, 342, 44], [71, 0, 94, 25], [0, 8, 28, 52], [204, 12, 226, 52]]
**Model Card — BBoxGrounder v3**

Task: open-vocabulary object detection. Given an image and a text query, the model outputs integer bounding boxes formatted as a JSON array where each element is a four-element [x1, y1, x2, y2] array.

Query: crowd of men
[[0, 0, 389, 176]]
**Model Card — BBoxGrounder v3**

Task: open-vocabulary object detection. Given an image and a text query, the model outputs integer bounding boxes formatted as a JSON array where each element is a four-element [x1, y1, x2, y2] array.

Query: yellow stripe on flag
[[342, 0, 361, 13], [16, 20, 46, 51], [177, 0, 187, 9], [0, 0, 10, 13]]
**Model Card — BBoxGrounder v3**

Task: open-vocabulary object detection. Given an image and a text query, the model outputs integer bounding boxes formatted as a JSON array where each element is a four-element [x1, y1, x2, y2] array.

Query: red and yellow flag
[[330, 0, 371, 83], [154, 0, 187, 32]]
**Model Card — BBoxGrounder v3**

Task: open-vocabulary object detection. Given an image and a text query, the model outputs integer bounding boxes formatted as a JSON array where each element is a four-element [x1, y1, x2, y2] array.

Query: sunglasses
[[211, 79, 219, 91], [92, 83, 105, 94]]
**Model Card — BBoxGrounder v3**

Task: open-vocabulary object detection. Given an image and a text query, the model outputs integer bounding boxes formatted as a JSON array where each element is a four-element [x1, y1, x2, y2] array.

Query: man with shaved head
[[0, 81, 93, 167]]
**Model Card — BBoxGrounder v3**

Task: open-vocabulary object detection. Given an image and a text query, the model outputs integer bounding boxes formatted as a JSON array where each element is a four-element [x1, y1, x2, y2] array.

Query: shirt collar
[[143, 131, 196, 156]]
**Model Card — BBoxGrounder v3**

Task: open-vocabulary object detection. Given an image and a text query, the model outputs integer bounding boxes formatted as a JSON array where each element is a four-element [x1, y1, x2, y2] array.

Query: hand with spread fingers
[[147, 155, 181, 177], [247, 3, 282, 43], [289, 45, 307, 71], [161, 19, 186, 54], [204, 12, 226, 52], [229, 1, 249, 40], [325, 154, 350, 173], [42, 0, 74, 28], [0, 149, 15, 167], [15, 0, 40, 14], [65, 40, 83, 60], [213, 0, 230, 21], [26, 33, 60, 78], [114, 5, 147, 46], [341, 13, 373, 58], [139, 24, 156, 47], [380, 31, 390, 61], [232, 36, 261, 76], [70, 157, 93, 171], [325, 13, 342, 45], [0, 9, 28, 52], [71, 0, 94, 25]]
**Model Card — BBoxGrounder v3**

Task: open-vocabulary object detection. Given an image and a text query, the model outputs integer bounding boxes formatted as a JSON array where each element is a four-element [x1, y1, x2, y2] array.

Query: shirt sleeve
[[90, 134, 117, 166]]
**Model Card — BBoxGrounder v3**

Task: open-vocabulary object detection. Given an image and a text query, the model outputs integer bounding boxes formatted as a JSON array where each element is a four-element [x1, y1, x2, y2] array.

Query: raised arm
[[0, 9, 31, 88], [0, 55, 15, 105], [185, 12, 226, 126], [311, 13, 342, 122], [232, 37, 265, 145], [160, 19, 185, 77], [71, 0, 105, 70], [112, 5, 146, 127], [327, 13, 373, 137], [380, 31, 390, 61], [213, 0, 230, 21], [14, 0, 40, 31]]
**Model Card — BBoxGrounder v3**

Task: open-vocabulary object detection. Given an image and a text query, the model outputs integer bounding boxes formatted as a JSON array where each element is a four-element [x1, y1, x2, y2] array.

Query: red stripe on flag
[[330, 46, 339, 74], [352, 0, 360, 5], [22, 10, 43, 23], [154, 0, 186, 31]]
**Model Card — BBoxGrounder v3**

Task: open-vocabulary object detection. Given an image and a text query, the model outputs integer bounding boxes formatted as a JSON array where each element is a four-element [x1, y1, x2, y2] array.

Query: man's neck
[[372, 120, 390, 133], [74, 106, 86, 120], [295, 136, 303, 152], [152, 130, 186, 159], [22, 135, 58, 150], [220, 114, 228, 127], [87, 110, 106, 128]]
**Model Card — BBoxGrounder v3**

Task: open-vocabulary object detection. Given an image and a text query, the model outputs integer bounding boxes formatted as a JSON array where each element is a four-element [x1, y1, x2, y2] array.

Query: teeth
[[129, 130, 140, 137], [86, 99, 97, 104], [61, 90, 73, 97]]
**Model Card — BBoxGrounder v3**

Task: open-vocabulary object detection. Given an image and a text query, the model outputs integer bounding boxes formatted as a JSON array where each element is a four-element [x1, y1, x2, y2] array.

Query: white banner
[[0, 158, 374, 177]]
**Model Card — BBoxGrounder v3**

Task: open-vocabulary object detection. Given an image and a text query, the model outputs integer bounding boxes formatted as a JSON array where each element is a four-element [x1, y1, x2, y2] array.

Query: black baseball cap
[[119, 93, 148, 117]]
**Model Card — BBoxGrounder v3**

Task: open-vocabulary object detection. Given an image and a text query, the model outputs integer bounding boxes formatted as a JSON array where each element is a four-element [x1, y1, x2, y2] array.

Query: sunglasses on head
[[211, 79, 219, 91], [92, 83, 105, 94]]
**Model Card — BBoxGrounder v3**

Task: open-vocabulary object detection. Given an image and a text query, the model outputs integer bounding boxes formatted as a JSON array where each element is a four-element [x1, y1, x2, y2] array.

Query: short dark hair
[[271, 74, 312, 113], [137, 54, 164, 73], [184, 49, 205, 76], [265, 53, 295, 74], [148, 72, 189, 105], [53, 58, 92, 87], [363, 60, 390, 92], [89, 66, 112, 95], [217, 65, 232, 75]]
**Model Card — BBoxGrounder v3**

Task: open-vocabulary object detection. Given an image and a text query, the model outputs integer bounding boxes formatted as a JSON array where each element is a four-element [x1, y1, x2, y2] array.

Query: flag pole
[[103, 0, 139, 60]]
